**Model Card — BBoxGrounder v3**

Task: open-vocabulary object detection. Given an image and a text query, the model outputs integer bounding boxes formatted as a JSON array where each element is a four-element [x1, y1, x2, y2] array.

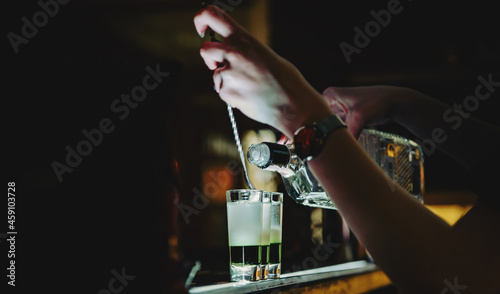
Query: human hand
[[322, 86, 415, 138], [194, 5, 331, 138]]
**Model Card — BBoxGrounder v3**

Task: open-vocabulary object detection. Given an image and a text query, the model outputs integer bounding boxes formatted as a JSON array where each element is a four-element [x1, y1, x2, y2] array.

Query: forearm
[[307, 128, 456, 291]]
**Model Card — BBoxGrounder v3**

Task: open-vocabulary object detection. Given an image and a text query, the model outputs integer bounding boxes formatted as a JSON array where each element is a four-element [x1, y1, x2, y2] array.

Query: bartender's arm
[[322, 85, 500, 169], [194, 6, 500, 293], [319, 85, 500, 292]]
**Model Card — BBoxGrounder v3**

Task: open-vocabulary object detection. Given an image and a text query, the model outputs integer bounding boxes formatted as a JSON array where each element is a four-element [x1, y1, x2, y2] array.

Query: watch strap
[[315, 114, 346, 136], [294, 114, 346, 161]]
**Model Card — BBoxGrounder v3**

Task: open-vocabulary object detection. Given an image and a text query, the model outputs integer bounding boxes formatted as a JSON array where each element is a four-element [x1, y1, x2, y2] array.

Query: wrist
[[282, 95, 334, 138], [292, 112, 346, 162], [274, 63, 333, 137]]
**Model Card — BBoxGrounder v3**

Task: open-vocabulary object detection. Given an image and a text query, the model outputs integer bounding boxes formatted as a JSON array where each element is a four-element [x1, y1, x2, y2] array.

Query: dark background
[[3, 0, 499, 293]]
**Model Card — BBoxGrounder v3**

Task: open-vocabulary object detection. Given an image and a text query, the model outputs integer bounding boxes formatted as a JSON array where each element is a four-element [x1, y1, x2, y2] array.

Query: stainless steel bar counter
[[188, 261, 392, 293]]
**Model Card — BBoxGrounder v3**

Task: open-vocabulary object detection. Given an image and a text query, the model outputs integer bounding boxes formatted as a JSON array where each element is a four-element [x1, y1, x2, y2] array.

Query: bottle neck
[[247, 142, 291, 169]]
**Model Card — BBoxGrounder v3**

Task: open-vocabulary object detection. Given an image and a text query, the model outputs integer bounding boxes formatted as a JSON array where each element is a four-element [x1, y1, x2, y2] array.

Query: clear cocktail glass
[[226, 189, 264, 282], [260, 192, 271, 280], [268, 192, 283, 279]]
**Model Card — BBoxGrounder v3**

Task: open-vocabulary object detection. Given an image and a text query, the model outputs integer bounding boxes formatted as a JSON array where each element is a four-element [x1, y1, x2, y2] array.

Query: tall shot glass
[[268, 192, 283, 279], [260, 192, 271, 280], [226, 189, 264, 282]]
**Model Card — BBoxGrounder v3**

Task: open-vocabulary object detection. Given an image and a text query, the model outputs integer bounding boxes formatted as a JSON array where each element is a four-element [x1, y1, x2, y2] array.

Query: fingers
[[213, 68, 223, 93], [321, 86, 337, 99], [200, 41, 227, 70], [277, 134, 293, 145], [322, 87, 348, 122], [330, 101, 347, 122], [323, 86, 365, 137], [218, 87, 240, 107], [194, 5, 240, 38], [202, 41, 229, 92], [346, 116, 364, 139]]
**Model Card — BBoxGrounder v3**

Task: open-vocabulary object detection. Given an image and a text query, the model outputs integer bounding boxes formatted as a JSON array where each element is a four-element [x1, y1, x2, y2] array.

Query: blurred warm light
[[168, 235, 179, 260], [423, 191, 477, 226], [425, 204, 474, 226], [386, 143, 395, 158], [201, 165, 234, 203], [202, 132, 239, 158], [310, 208, 323, 245], [246, 0, 270, 45]]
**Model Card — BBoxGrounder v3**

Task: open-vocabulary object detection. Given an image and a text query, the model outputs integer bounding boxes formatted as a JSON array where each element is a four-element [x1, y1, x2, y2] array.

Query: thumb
[[194, 5, 241, 38], [346, 112, 365, 139], [322, 87, 349, 122]]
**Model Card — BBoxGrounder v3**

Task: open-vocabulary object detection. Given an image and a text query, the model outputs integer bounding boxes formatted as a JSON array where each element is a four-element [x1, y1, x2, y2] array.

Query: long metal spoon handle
[[227, 104, 255, 190], [204, 22, 255, 190]]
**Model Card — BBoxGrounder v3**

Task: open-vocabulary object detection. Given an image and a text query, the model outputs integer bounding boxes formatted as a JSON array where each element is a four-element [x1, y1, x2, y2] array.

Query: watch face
[[294, 126, 323, 160]]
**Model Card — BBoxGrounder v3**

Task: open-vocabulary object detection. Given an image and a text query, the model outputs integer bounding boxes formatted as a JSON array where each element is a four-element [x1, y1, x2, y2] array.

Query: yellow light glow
[[425, 204, 474, 226], [387, 143, 395, 157]]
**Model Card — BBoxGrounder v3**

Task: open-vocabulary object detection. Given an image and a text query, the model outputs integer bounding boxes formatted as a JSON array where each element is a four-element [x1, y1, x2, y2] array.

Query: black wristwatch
[[293, 114, 346, 161]]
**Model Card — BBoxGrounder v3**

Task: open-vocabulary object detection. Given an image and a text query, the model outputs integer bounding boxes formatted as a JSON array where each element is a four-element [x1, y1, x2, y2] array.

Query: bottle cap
[[247, 143, 271, 168]]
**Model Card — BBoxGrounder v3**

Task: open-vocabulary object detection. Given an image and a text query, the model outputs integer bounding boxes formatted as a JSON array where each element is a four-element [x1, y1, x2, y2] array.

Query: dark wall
[[4, 2, 184, 293]]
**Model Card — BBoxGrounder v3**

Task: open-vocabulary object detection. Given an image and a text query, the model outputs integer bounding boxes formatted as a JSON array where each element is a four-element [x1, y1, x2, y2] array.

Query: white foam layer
[[227, 202, 263, 246], [270, 203, 282, 243], [261, 203, 271, 244], [270, 227, 281, 243]]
